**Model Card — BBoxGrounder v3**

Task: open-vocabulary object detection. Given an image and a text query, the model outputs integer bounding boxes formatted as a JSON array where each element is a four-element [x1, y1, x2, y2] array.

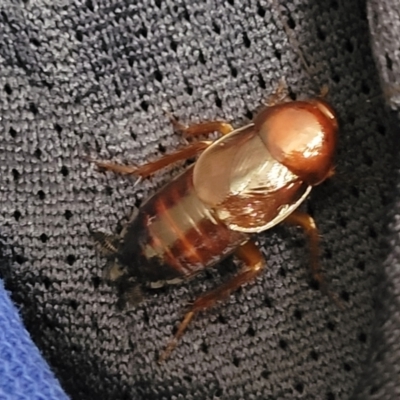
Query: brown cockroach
[[89, 87, 339, 362]]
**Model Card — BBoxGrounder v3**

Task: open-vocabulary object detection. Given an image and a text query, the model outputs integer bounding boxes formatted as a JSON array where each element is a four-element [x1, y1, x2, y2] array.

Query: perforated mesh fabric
[[0, 0, 399, 399], [352, 2, 400, 399]]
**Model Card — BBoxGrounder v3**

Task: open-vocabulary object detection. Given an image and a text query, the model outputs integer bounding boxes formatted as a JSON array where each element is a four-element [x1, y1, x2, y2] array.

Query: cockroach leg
[[164, 111, 234, 138], [158, 240, 265, 363], [182, 121, 234, 137], [284, 211, 344, 309], [88, 140, 212, 179]]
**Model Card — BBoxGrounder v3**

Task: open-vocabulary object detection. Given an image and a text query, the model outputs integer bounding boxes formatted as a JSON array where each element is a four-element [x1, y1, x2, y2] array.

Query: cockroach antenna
[[271, 0, 321, 89], [271, 0, 312, 74]]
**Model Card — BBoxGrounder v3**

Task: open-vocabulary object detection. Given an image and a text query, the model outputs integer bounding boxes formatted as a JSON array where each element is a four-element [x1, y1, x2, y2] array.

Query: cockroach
[[89, 85, 339, 362]]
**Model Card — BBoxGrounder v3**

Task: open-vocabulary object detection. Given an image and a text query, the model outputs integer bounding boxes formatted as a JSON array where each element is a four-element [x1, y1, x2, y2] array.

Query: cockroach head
[[255, 99, 338, 185]]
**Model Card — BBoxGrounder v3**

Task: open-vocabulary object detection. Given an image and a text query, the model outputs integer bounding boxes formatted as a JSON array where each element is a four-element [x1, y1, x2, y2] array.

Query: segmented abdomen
[[119, 167, 247, 285]]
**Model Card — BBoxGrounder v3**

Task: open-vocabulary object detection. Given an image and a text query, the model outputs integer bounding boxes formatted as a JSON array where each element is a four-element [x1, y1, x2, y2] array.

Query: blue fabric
[[0, 280, 68, 400]]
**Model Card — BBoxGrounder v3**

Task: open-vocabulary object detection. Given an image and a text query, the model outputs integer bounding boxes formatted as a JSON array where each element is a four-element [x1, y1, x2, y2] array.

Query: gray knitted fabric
[[0, 0, 399, 399], [353, 2, 400, 399]]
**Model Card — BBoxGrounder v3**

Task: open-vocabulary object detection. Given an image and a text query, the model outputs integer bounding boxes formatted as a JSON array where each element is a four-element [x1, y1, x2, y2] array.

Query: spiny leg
[[182, 121, 234, 137], [158, 240, 265, 362], [165, 111, 234, 138], [88, 114, 234, 178], [87, 140, 212, 179], [284, 210, 344, 309]]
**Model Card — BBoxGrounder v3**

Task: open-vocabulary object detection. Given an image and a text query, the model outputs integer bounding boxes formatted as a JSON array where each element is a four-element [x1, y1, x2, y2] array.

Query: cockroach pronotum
[[88, 85, 339, 362]]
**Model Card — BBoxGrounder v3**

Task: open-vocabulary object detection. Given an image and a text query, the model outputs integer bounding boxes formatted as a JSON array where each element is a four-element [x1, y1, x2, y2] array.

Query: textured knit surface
[[0, 277, 68, 399], [352, 2, 400, 399], [0, 0, 399, 399]]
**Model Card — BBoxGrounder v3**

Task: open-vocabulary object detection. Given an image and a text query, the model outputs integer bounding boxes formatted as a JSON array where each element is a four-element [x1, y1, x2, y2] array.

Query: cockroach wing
[[193, 124, 311, 233]]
